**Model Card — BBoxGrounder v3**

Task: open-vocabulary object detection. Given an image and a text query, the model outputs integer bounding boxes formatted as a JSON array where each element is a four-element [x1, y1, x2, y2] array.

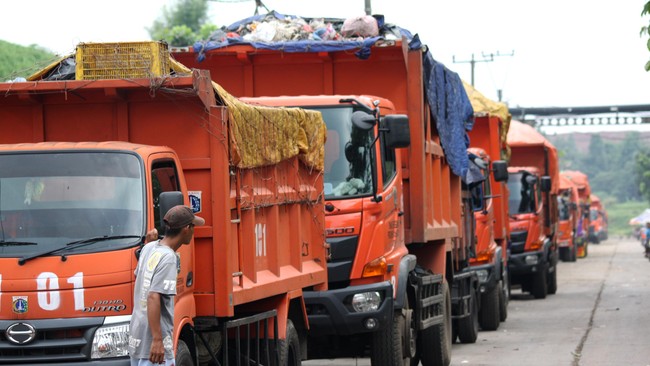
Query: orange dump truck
[[464, 83, 511, 330], [557, 175, 580, 261], [589, 194, 608, 243], [561, 170, 592, 255], [506, 120, 560, 299], [0, 44, 328, 366], [174, 13, 479, 365]]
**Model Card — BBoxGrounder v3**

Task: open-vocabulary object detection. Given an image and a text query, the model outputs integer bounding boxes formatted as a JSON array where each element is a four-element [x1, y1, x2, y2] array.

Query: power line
[[453, 50, 514, 99]]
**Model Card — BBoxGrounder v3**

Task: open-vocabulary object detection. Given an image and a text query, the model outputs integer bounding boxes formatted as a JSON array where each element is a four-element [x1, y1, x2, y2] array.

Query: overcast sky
[[2, 1, 649, 112]]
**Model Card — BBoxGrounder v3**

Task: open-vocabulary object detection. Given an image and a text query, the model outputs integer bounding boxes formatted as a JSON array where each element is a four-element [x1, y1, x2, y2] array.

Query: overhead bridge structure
[[509, 104, 650, 128]]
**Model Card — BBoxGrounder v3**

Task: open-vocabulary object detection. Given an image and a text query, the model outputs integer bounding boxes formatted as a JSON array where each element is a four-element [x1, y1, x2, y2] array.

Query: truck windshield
[[0, 152, 144, 257], [507, 172, 537, 215], [558, 195, 571, 221], [315, 106, 374, 199], [590, 209, 599, 221]]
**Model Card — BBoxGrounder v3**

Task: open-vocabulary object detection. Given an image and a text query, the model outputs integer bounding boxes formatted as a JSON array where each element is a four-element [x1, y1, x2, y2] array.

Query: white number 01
[[34, 272, 85, 311]]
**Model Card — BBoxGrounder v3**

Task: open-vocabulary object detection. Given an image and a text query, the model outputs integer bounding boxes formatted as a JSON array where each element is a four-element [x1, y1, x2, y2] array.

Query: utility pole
[[365, 0, 372, 15], [453, 51, 514, 99]]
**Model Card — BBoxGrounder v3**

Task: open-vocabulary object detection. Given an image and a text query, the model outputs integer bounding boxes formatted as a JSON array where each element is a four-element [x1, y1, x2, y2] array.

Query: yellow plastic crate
[[75, 41, 170, 80]]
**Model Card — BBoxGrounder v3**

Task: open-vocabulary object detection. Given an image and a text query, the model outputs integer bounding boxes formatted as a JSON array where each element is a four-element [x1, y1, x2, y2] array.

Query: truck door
[[149, 157, 194, 299]]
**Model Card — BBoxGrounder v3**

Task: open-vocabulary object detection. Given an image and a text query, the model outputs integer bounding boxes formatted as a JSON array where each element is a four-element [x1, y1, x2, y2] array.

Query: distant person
[[128, 205, 204, 366]]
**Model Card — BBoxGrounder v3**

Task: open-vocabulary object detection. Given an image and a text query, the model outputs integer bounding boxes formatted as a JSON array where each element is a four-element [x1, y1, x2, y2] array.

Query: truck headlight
[[525, 255, 539, 265], [475, 269, 489, 284], [351, 291, 382, 312], [91, 322, 130, 359]]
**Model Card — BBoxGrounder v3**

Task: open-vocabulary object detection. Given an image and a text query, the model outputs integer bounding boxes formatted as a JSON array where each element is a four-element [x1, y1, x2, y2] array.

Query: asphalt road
[[304, 237, 650, 366]]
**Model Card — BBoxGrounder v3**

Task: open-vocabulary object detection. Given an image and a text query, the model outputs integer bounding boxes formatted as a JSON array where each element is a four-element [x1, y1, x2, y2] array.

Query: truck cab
[[557, 175, 580, 262], [507, 166, 555, 299], [589, 194, 608, 243], [0, 142, 195, 364], [465, 148, 508, 331]]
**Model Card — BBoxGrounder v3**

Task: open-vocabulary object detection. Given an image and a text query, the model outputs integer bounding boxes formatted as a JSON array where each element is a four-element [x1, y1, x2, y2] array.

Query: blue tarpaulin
[[192, 11, 475, 182]]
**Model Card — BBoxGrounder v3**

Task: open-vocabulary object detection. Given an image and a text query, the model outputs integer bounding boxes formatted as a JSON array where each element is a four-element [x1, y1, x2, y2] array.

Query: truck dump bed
[[0, 69, 328, 317], [173, 32, 474, 262]]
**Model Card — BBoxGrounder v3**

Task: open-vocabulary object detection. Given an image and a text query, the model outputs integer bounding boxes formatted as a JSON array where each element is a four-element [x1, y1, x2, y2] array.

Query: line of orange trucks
[[0, 10, 602, 366]]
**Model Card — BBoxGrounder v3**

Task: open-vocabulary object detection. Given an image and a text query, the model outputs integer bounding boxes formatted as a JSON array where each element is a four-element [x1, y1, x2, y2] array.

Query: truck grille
[[0, 318, 103, 364], [326, 235, 358, 288], [510, 230, 528, 254]]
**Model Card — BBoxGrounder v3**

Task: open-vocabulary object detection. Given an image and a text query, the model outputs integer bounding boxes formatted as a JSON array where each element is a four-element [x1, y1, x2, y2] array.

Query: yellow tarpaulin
[[27, 48, 326, 172], [463, 80, 512, 160]]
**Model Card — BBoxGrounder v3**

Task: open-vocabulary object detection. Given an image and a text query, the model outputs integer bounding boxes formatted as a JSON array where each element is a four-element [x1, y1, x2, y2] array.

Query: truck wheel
[[279, 319, 301, 366], [479, 283, 500, 331], [418, 280, 451, 366], [559, 247, 569, 262], [175, 340, 194, 366], [457, 289, 479, 343], [370, 296, 413, 366], [530, 266, 548, 299], [498, 279, 508, 322], [547, 265, 558, 295], [569, 244, 577, 262]]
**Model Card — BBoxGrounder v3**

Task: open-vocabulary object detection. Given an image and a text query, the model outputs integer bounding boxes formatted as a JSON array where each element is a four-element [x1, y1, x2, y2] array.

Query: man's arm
[[147, 292, 165, 364]]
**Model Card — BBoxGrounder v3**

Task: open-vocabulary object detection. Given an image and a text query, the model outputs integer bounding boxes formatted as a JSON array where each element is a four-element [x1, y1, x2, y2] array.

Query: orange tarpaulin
[[507, 120, 560, 194], [562, 170, 592, 199]]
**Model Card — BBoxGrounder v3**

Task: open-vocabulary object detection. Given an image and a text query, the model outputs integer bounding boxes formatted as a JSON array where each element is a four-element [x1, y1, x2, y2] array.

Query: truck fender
[[542, 237, 553, 263], [173, 292, 197, 364], [394, 254, 417, 309]]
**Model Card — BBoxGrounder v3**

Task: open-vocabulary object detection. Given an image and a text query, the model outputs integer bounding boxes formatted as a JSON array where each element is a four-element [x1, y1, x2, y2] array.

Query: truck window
[[313, 106, 374, 199], [151, 159, 181, 233], [471, 168, 490, 212], [380, 134, 397, 188], [558, 195, 571, 221], [507, 172, 537, 215], [0, 152, 145, 257]]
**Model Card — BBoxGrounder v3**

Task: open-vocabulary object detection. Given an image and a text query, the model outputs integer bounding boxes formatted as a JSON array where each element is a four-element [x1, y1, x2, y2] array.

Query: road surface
[[304, 237, 650, 365]]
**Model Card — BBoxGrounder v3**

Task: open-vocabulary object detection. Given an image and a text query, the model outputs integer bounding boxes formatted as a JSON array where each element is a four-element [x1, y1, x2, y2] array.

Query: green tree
[[635, 148, 650, 203], [148, 0, 215, 46], [0, 40, 57, 81], [642, 2, 650, 70]]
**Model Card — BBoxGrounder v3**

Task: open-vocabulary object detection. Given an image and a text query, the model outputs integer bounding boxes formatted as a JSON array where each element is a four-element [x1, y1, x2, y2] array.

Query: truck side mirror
[[540, 176, 552, 193], [491, 160, 508, 182], [381, 114, 410, 148], [159, 191, 185, 220]]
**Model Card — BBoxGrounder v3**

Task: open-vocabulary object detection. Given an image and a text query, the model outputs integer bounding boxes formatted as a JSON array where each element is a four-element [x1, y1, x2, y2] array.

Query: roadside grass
[[606, 200, 647, 238]]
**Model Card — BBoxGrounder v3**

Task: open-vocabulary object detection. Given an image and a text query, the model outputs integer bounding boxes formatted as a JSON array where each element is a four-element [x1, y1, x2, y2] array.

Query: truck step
[[410, 270, 444, 330]]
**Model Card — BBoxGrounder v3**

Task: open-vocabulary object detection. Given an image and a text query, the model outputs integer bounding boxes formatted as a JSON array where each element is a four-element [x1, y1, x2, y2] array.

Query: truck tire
[[569, 243, 577, 262], [479, 282, 500, 331], [530, 266, 548, 299], [457, 289, 479, 343], [559, 247, 569, 262], [175, 340, 193, 366], [279, 319, 301, 366], [370, 296, 414, 366], [547, 264, 558, 295], [419, 280, 451, 366], [498, 278, 508, 322]]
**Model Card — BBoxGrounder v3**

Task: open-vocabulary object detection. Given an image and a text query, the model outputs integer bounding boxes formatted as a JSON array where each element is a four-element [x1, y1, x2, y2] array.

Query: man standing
[[129, 205, 204, 365]]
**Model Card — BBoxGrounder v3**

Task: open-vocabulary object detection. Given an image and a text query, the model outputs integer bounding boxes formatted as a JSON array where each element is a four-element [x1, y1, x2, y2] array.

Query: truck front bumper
[[303, 280, 394, 336], [508, 249, 547, 276]]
